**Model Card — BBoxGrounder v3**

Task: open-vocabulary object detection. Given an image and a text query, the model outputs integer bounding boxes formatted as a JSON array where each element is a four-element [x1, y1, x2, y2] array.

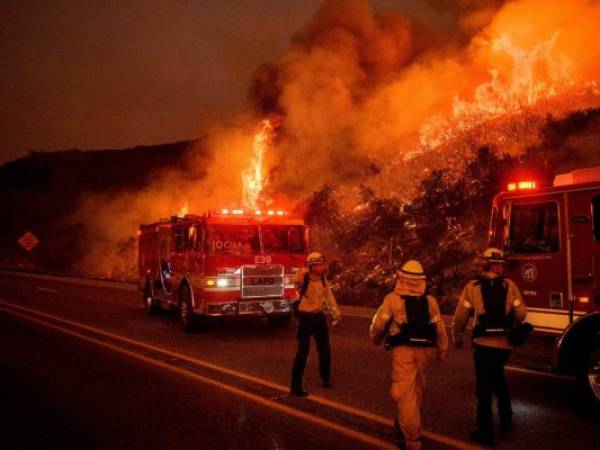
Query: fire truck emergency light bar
[[217, 208, 288, 216], [507, 181, 537, 191]]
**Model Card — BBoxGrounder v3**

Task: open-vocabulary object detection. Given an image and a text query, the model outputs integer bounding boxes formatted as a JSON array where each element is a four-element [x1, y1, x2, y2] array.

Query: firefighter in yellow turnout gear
[[290, 252, 341, 396], [452, 248, 527, 446], [370, 261, 448, 450]]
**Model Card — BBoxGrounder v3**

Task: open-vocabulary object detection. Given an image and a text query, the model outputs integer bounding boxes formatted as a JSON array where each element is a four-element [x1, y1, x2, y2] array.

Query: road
[[0, 271, 598, 450]]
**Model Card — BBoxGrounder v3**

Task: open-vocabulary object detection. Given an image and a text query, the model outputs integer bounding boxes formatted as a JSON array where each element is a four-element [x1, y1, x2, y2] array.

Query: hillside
[[0, 140, 199, 274], [1, 109, 599, 308]]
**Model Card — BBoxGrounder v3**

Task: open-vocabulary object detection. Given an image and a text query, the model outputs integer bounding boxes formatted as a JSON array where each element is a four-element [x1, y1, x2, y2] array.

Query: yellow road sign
[[18, 231, 40, 252]]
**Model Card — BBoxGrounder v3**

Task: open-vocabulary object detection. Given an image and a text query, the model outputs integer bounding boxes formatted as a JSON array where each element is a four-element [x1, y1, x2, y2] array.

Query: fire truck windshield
[[261, 225, 305, 253], [508, 202, 560, 254], [206, 224, 305, 255], [207, 225, 260, 254]]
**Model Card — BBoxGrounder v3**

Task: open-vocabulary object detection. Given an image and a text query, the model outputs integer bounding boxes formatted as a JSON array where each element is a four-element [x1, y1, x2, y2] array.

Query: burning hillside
[[7, 0, 599, 303]]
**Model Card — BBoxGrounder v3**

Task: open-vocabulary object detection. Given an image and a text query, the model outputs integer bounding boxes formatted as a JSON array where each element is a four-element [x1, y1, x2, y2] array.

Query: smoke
[[73, 117, 263, 277], [74, 0, 600, 277], [245, 0, 600, 198]]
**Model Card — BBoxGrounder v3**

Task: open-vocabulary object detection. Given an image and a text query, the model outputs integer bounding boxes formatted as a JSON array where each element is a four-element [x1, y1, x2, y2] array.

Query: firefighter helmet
[[306, 252, 326, 265], [482, 247, 505, 263], [398, 260, 426, 280]]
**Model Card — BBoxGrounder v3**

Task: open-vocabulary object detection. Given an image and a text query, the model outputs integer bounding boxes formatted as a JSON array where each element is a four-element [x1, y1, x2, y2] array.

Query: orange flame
[[242, 119, 274, 210], [420, 31, 577, 149], [177, 202, 189, 217]]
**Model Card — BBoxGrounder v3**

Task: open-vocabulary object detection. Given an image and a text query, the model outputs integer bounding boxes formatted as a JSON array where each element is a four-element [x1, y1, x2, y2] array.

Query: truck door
[[172, 225, 189, 290], [187, 223, 205, 277], [567, 190, 600, 315], [158, 224, 173, 296], [504, 196, 568, 334]]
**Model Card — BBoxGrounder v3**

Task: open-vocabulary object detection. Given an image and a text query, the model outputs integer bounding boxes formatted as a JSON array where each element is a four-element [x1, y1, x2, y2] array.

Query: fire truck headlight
[[216, 278, 230, 288]]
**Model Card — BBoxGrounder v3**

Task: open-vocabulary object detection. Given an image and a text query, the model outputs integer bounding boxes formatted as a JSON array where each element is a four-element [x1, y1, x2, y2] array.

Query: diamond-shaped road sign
[[18, 231, 40, 252]]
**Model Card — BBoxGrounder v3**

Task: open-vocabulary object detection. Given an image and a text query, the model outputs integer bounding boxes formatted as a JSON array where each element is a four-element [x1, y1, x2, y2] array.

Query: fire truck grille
[[241, 264, 284, 299]]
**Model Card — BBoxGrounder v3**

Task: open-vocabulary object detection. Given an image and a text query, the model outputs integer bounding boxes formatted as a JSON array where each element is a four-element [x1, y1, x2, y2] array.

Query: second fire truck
[[138, 209, 308, 331], [488, 166, 600, 403]]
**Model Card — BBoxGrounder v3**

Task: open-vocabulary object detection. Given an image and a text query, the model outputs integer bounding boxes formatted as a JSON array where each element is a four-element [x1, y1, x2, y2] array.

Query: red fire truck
[[138, 209, 308, 331], [488, 167, 600, 403]]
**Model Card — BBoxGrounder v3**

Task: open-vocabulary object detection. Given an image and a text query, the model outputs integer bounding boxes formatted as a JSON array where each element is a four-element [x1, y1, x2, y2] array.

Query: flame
[[242, 118, 274, 210], [420, 32, 578, 150], [177, 202, 189, 217]]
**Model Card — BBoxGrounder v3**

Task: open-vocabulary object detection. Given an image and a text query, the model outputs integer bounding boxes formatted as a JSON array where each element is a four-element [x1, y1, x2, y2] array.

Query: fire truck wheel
[[267, 314, 291, 327], [178, 284, 195, 333], [143, 283, 159, 314], [586, 345, 600, 405]]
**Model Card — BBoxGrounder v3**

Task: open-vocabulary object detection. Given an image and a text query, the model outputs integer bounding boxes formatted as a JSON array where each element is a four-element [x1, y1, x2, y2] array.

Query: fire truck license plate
[[250, 277, 275, 285]]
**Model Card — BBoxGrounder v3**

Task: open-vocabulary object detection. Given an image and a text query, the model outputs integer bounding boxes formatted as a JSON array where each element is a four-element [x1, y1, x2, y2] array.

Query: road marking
[[35, 286, 59, 293], [0, 305, 396, 450], [0, 299, 482, 450], [505, 365, 574, 381], [0, 270, 137, 291]]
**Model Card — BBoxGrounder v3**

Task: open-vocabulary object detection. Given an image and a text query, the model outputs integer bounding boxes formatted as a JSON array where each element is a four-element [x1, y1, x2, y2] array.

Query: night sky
[[0, 1, 448, 164]]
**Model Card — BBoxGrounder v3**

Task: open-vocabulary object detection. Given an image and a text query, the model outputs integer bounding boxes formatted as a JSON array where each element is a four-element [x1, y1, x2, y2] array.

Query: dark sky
[[0, 0, 445, 164]]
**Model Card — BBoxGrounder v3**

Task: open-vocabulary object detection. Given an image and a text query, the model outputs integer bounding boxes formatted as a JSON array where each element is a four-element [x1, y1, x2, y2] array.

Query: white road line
[[505, 365, 574, 381], [0, 299, 482, 450], [1, 270, 574, 383], [35, 286, 59, 293], [0, 305, 397, 450], [0, 270, 137, 291]]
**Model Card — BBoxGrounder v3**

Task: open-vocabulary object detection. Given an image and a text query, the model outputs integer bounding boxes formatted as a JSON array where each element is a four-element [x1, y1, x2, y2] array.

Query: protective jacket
[[370, 275, 447, 450], [370, 284, 448, 360], [292, 268, 341, 321], [452, 272, 527, 349]]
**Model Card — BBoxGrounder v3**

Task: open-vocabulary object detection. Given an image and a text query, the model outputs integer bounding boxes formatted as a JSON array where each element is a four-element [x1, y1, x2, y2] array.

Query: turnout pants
[[291, 312, 331, 389], [390, 346, 434, 450], [473, 345, 512, 434]]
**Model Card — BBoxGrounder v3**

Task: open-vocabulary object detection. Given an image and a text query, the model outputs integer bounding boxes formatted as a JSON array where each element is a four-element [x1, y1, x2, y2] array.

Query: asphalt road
[[0, 272, 598, 450]]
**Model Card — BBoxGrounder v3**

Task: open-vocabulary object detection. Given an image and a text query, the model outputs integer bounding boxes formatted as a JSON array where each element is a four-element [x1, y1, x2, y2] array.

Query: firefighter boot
[[470, 429, 495, 446], [394, 418, 406, 450], [290, 386, 308, 397], [499, 415, 513, 433]]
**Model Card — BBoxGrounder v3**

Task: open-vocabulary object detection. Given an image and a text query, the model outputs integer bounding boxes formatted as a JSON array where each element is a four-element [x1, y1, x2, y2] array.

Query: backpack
[[472, 276, 512, 338], [384, 295, 437, 349], [292, 272, 326, 316]]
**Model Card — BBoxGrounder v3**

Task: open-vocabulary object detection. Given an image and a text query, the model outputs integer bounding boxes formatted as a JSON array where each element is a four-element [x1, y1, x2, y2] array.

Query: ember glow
[[73, 0, 600, 278], [244, 0, 600, 193], [420, 31, 579, 150], [242, 118, 274, 210], [177, 202, 189, 218]]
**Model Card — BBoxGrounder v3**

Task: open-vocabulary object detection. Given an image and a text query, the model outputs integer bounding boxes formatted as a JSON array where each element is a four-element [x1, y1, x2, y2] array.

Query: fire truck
[[138, 209, 308, 331], [488, 167, 600, 403]]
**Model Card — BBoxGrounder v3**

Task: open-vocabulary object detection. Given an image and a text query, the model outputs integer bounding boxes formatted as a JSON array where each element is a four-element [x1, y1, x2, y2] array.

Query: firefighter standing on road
[[370, 260, 448, 450], [290, 252, 341, 396], [452, 247, 527, 446]]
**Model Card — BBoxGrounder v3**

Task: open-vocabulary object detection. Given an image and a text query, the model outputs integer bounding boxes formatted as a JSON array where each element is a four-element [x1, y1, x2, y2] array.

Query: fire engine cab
[[138, 209, 308, 331], [489, 167, 600, 403]]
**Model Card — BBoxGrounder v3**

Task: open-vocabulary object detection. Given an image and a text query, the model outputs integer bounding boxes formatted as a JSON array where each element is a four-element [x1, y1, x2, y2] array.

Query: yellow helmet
[[482, 247, 505, 263], [398, 260, 426, 280], [306, 252, 326, 264]]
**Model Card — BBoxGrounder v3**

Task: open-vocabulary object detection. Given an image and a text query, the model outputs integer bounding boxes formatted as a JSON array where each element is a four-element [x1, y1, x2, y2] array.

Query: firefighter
[[452, 247, 527, 446], [370, 260, 448, 450], [290, 252, 341, 396]]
